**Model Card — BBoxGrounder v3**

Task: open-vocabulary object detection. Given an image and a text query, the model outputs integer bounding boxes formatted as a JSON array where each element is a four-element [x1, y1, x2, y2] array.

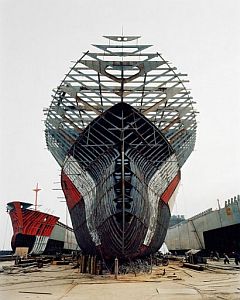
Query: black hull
[[68, 192, 170, 259], [12, 233, 67, 255]]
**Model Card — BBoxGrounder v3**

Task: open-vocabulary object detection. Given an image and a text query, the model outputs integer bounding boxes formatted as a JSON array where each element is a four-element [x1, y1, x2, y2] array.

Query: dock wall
[[165, 195, 240, 251]]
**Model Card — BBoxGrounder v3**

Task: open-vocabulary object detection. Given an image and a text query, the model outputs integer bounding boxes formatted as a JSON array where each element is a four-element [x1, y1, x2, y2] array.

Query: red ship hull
[[7, 201, 79, 255]]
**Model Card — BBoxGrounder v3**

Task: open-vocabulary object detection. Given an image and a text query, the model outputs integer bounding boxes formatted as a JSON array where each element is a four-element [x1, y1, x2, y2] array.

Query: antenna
[[33, 183, 41, 211]]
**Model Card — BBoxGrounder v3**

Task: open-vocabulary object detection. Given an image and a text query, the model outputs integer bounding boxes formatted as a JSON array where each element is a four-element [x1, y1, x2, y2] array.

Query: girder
[[45, 35, 197, 168]]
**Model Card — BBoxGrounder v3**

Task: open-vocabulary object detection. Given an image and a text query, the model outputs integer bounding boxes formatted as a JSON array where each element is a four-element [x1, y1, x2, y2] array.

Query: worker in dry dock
[[215, 251, 220, 261], [223, 253, 230, 264], [233, 251, 240, 265]]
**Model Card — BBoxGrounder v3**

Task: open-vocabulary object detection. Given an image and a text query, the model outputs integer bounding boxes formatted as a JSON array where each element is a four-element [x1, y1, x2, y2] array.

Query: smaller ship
[[7, 184, 80, 255], [7, 200, 80, 255]]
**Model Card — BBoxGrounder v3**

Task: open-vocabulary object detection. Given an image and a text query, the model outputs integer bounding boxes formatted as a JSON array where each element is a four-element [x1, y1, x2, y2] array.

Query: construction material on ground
[[0, 259, 239, 299], [183, 262, 204, 271]]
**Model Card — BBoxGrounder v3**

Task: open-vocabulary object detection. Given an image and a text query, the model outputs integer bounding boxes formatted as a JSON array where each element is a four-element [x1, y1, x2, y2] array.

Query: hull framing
[[61, 102, 180, 259], [45, 35, 197, 260]]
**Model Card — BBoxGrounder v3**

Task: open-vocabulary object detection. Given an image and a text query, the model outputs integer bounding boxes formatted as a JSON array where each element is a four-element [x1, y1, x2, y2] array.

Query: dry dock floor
[[0, 260, 239, 300]]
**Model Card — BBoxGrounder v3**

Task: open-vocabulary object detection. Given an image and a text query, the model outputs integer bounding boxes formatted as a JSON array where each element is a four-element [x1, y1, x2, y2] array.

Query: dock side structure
[[165, 195, 240, 253]]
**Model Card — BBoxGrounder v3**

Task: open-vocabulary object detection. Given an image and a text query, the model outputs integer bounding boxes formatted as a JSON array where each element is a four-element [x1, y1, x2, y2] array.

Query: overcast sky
[[1, 0, 239, 250]]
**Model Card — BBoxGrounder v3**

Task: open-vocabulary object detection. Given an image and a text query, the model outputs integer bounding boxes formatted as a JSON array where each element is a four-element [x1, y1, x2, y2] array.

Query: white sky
[[1, 0, 239, 250]]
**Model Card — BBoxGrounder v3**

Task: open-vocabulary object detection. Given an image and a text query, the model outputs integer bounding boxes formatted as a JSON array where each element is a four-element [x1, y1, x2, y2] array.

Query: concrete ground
[[0, 260, 239, 300]]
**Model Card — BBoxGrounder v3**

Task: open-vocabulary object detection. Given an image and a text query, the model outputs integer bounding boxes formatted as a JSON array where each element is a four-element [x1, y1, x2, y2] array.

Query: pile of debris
[[0, 256, 53, 274]]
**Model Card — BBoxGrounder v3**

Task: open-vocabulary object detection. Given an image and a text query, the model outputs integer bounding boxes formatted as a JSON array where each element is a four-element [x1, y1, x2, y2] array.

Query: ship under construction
[[45, 35, 197, 260]]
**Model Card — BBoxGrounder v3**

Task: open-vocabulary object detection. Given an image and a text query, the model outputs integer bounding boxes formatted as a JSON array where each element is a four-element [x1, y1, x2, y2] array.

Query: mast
[[33, 183, 41, 211]]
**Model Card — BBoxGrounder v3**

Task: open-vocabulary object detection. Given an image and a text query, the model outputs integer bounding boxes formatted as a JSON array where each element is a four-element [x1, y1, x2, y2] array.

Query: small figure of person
[[215, 251, 220, 261], [223, 253, 230, 264], [233, 251, 240, 265], [210, 251, 214, 260]]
